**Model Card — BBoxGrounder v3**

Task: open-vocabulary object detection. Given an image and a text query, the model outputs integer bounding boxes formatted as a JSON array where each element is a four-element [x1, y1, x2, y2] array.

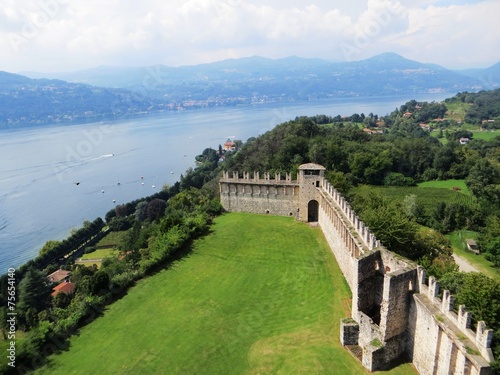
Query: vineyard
[[359, 185, 477, 212]]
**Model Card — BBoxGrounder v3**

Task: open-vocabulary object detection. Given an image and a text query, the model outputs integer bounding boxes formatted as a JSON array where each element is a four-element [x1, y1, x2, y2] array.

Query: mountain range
[[2, 53, 499, 128]]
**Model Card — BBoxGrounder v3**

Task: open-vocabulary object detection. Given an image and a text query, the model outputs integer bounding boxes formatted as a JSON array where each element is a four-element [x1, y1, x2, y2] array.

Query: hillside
[[21, 53, 492, 105], [0, 72, 165, 128]]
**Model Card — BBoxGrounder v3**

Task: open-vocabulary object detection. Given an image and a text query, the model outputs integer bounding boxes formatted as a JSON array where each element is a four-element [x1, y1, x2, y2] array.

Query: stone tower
[[297, 163, 325, 222]]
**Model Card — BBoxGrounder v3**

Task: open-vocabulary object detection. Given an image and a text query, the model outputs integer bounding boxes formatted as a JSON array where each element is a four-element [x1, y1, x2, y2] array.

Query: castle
[[220, 163, 494, 375]]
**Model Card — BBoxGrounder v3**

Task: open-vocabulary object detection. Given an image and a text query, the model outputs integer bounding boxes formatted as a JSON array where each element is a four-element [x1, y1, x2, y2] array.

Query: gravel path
[[452, 253, 479, 273]]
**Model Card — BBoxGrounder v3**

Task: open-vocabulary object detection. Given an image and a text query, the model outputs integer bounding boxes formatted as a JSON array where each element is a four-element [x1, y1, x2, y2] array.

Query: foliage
[[18, 217, 105, 272], [446, 89, 500, 125], [38, 240, 62, 256], [478, 216, 500, 268]]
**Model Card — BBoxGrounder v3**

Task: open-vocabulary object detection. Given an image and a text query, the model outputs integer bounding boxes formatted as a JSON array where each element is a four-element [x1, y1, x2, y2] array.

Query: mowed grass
[[418, 179, 471, 196], [35, 213, 416, 375], [472, 130, 500, 141], [80, 248, 117, 260], [96, 230, 128, 247]]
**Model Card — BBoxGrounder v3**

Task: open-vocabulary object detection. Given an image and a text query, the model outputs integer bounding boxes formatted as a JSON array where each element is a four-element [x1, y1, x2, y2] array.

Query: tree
[[466, 159, 500, 205], [147, 198, 167, 221], [38, 240, 61, 256], [357, 197, 419, 259], [90, 271, 110, 296], [115, 204, 130, 217], [479, 216, 500, 267], [134, 201, 149, 222], [18, 268, 51, 328]]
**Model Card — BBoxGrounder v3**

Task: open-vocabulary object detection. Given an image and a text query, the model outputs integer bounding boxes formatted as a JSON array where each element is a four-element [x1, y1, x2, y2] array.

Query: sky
[[1, 0, 499, 73]]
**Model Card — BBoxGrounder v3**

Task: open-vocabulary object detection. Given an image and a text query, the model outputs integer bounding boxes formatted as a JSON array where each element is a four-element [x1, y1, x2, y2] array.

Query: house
[[465, 239, 480, 255], [403, 112, 413, 118], [223, 140, 236, 152], [363, 128, 383, 135], [51, 281, 76, 297], [419, 123, 431, 131], [47, 269, 71, 284], [459, 137, 470, 145]]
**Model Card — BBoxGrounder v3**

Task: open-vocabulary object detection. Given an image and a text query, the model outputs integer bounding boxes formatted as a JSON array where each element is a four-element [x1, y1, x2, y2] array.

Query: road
[[452, 253, 479, 273]]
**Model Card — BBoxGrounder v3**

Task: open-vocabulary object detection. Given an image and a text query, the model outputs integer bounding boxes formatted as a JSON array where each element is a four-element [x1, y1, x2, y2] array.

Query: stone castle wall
[[219, 171, 300, 218], [219, 165, 494, 374]]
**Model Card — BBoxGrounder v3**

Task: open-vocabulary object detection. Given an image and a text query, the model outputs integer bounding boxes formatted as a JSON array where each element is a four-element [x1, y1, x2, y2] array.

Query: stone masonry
[[219, 163, 494, 374]]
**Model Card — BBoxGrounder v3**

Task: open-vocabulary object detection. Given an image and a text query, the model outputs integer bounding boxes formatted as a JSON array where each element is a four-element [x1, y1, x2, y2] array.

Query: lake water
[[0, 94, 452, 270]]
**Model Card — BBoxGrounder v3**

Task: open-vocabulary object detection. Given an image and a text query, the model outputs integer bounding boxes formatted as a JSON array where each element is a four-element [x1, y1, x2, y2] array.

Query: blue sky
[[0, 0, 498, 73]]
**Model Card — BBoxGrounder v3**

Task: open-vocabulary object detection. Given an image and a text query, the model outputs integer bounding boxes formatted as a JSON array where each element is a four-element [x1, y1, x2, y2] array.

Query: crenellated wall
[[219, 170, 300, 218], [219, 164, 494, 374]]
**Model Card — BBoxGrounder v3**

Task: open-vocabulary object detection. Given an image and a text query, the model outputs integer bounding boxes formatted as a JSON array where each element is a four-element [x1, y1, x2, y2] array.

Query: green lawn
[[418, 179, 471, 196], [96, 230, 128, 247], [471, 130, 500, 141], [34, 213, 415, 375], [447, 230, 500, 282], [80, 248, 117, 260]]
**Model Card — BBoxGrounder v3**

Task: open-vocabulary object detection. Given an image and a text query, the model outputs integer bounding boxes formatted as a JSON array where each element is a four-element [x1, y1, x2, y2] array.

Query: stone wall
[[407, 268, 494, 375], [219, 171, 300, 218], [219, 164, 494, 374]]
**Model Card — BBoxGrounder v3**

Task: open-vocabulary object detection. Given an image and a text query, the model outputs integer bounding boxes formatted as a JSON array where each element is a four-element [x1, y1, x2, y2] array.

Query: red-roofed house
[[223, 140, 236, 151], [51, 281, 76, 298]]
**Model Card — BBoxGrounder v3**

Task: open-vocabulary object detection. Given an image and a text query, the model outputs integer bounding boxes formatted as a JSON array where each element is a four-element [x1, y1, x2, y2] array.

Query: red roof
[[51, 282, 76, 297]]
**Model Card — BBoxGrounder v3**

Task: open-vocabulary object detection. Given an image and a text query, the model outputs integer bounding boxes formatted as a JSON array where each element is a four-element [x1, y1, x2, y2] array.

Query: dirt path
[[452, 253, 479, 273]]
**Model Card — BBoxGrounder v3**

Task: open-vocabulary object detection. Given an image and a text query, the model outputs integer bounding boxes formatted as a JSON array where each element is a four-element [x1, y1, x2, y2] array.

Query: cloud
[[0, 0, 498, 72]]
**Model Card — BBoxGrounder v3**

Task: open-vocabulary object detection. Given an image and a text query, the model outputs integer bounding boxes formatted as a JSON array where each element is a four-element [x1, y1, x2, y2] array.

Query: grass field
[[355, 184, 476, 212], [34, 213, 416, 375], [80, 248, 117, 260], [447, 230, 500, 282], [96, 230, 128, 247], [444, 101, 472, 122], [418, 179, 471, 195], [471, 130, 500, 141]]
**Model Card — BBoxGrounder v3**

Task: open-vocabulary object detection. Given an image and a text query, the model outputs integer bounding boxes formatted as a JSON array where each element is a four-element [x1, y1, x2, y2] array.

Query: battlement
[[321, 179, 381, 252], [220, 170, 297, 185], [416, 267, 494, 362]]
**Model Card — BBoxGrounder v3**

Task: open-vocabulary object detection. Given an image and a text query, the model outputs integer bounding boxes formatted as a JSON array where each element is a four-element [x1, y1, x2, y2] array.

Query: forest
[[1, 89, 499, 373]]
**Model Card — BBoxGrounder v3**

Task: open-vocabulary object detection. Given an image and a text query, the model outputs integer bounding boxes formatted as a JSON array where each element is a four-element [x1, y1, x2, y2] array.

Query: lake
[[0, 94, 452, 270]]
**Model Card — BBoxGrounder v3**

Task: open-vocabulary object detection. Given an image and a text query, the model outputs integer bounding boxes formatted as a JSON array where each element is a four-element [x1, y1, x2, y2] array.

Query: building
[[47, 269, 71, 284], [51, 281, 76, 297], [220, 164, 494, 374], [223, 140, 236, 151], [466, 239, 480, 255], [460, 137, 471, 145]]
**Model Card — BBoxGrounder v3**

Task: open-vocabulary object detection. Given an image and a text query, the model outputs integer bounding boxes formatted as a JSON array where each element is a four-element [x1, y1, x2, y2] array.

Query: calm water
[[0, 94, 452, 270]]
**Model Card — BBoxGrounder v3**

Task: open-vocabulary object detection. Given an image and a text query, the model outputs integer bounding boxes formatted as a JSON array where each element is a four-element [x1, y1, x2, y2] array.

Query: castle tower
[[297, 163, 325, 222]]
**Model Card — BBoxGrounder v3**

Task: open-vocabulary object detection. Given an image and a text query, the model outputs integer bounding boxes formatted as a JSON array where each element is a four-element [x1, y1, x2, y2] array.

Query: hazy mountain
[[456, 62, 500, 88], [21, 53, 493, 104], [0, 71, 165, 128], [6, 53, 499, 128]]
